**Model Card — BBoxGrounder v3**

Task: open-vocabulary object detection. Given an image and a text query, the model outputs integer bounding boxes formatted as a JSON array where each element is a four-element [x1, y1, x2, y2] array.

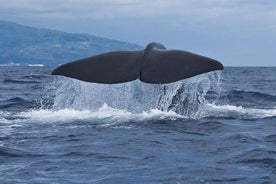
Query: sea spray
[[39, 71, 222, 118], [169, 70, 223, 118]]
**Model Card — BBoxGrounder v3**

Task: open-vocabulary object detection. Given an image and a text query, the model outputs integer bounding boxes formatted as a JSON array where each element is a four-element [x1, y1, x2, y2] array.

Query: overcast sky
[[1, 0, 276, 66]]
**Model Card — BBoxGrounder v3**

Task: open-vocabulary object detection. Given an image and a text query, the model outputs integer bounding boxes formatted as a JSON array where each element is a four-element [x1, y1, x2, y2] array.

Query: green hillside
[[0, 21, 142, 66]]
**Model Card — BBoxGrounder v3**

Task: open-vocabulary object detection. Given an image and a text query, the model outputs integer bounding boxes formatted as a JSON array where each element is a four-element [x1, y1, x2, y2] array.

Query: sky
[[1, 0, 276, 66]]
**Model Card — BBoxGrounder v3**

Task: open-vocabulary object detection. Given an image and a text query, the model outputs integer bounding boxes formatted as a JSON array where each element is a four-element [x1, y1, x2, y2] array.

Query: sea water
[[0, 66, 275, 183]]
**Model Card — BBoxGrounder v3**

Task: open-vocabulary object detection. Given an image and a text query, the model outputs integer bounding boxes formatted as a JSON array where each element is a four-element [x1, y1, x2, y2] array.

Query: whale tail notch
[[52, 42, 223, 84]]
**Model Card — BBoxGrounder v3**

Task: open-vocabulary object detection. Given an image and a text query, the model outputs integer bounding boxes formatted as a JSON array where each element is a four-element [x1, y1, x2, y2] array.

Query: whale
[[52, 42, 223, 84]]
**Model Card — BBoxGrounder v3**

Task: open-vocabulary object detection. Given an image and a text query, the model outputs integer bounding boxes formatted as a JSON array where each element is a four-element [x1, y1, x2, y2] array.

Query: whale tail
[[52, 42, 223, 84]]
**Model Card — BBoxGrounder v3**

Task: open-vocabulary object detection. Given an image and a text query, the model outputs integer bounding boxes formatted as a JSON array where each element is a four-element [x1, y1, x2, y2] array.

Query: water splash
[[2, 70, 276, 123], [39, 71, 222, 118], [17, 104, 182, 124]]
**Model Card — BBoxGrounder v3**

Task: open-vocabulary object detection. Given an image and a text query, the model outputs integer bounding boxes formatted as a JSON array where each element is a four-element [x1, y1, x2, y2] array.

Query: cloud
[[1, 0, 276, 37], [1, 0, 275, 31], [1, 0, 276, 65]]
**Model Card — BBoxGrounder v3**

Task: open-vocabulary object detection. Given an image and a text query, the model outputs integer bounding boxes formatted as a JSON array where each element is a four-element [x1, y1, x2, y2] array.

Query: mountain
[[0, 20, 142, 66]]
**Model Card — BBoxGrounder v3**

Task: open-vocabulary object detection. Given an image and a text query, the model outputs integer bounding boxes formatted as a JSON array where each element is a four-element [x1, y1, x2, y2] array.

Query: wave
[[0, 104, 182, 126], [0, 97, 35, 112], [0, 146, 43, 158], [1, 103, 275, 125], [217, 90, 276, 108], [28, 64, 44, 67], [0, 62, 21, 66], [3, 79, 41, 84], [19, 104, 182, 123], [21, 74, 49, 80], [0, 63, 45, 67], [4, 97, 26, 103], [222, 148, 276, 167], [226, 90, 276, 100], [200, 103, 276, 119]]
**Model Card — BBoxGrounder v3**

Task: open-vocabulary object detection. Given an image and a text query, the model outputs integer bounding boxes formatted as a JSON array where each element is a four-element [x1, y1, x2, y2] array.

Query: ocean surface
[[0, 66, 275, 183]]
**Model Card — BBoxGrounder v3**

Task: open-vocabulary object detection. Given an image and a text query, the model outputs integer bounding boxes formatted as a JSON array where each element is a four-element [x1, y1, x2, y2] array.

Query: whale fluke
[[52, 42, 223, 84]]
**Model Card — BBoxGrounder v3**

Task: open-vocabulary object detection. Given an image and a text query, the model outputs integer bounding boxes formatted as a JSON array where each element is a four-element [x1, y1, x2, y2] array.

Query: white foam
[[202, 103, 276, 119], [16, 103, 184, 124], [1, 103, 276, 125], [28, 64, 44, 67], [0, 112, 7, 122], [0, 111, 16, 124], [0, 62, 20, 66]]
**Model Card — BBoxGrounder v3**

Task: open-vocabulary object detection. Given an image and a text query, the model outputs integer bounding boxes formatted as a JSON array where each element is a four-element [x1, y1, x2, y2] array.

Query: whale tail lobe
[[52, 42, 223, 84]]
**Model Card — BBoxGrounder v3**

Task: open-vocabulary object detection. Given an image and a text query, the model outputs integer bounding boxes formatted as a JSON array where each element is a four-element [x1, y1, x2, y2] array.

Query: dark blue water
[[0, 66, 275, 183]]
